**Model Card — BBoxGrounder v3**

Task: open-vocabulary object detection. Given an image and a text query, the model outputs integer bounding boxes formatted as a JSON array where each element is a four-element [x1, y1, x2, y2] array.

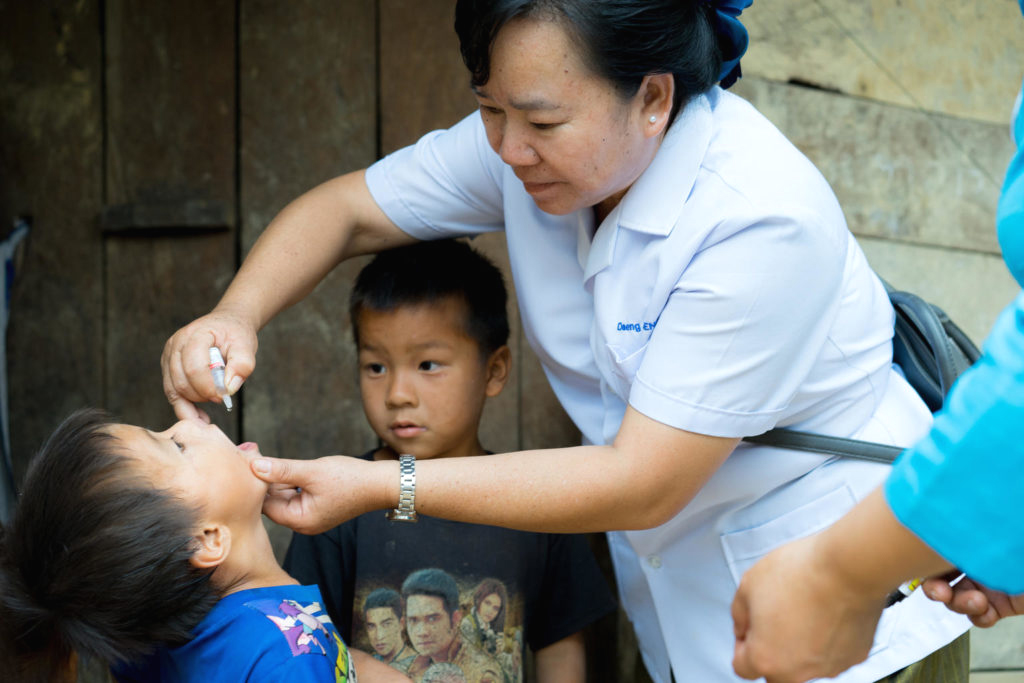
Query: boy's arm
[[350, 648, 413, 683], [534, 631, 586, 683]]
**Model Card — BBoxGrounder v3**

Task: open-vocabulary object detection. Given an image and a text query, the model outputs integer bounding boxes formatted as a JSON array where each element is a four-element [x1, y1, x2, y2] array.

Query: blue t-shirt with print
[[114, 584, 354, 682]]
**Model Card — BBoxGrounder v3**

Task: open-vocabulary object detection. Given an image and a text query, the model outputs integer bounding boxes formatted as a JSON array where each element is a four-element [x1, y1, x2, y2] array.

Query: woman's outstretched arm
[[161, 170, 415, 420], [253, 406, 739, 535]]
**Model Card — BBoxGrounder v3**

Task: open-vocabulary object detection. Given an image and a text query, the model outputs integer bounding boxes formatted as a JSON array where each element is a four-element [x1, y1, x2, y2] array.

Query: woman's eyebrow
[[472, 86, 559, 111], [510, 96, 560, 111]]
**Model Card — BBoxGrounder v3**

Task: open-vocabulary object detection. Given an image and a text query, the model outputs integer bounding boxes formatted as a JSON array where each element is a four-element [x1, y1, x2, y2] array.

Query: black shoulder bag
[[743, 281, 982, 463]]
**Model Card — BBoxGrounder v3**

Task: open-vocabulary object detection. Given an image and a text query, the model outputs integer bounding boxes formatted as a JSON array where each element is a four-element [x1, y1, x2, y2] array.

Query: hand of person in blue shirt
[[731, 490, 953, 683], [923, 574, 1024, 628]]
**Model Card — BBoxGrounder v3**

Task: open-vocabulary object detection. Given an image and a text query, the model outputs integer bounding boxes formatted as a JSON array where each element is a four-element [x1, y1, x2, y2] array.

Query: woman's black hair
[[455, 0, 722, 124], [0, 409, 218, 680], [349, 239, 510, 358]]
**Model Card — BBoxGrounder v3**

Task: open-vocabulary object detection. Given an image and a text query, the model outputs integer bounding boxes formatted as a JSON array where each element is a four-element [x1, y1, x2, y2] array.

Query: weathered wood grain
[[239, 0, 377, 467], [103, 0, 237, 434], [1, 0, 105, 482]]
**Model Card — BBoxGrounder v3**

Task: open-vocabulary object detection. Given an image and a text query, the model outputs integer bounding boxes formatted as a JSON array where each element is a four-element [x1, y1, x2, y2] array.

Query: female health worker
[[161, 2, 969, 681]]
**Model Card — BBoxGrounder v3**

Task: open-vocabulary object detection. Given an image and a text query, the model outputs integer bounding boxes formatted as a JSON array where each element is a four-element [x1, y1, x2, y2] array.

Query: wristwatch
[[386, 454, 418, 522]]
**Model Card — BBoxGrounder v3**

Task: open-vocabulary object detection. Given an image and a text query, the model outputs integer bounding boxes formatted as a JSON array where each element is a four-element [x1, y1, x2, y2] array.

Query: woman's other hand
[[161, 305, 258, 421]]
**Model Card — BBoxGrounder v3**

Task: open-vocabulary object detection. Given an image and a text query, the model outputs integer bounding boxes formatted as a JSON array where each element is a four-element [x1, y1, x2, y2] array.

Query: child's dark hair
[[0, 409, 218, 680], [349, 239, 510, 357]]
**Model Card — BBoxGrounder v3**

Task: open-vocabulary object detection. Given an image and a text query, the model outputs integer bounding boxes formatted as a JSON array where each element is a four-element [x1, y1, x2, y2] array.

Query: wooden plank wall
[[238, 0, 380, 557], [1, 1, 623, 681], [1, 1, 105, 483], [103, 0, 237, 435]]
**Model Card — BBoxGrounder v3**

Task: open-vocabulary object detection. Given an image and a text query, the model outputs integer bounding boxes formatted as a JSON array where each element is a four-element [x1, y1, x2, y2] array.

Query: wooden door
[[1, 2, 622, 681]]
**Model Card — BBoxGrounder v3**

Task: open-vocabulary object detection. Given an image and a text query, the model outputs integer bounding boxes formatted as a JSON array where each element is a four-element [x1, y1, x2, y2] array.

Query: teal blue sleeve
[[997, 78, 1024, 289], [886, 65, 1024, 593], [885, 293, 1024, 593]]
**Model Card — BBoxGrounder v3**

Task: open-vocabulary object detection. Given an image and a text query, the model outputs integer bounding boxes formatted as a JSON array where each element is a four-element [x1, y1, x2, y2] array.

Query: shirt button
[[647, 555, 662, 569]]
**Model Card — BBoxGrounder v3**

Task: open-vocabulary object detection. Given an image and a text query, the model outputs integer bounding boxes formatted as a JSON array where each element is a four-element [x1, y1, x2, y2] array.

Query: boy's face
[[108, 419, 268, 521], [356, 298, 508, 460]]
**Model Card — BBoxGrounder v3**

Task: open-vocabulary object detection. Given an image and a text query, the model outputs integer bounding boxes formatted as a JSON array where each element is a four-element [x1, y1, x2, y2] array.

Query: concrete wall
[[734, 2, 1024, 677]]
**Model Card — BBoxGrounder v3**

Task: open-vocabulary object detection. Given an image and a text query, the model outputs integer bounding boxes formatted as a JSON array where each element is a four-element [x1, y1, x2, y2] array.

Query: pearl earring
[[649, 115, 657, 124]]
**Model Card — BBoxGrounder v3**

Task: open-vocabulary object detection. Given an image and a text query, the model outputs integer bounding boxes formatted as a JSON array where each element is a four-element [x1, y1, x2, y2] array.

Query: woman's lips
[[238, 441, 259, 452], [523, 180, 558, 195]]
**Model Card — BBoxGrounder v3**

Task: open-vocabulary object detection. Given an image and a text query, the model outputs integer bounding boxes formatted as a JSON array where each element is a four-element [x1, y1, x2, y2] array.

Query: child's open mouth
[[238, 441, 260, 458]]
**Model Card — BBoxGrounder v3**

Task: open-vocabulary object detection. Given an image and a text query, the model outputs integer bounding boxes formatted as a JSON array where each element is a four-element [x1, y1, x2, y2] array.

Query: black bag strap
[[743, 430, 904, 463], [744, 281, 982, 463]]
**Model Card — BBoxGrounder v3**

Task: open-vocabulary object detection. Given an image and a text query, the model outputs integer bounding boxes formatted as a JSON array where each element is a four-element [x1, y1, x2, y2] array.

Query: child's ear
[[484, 345, 512, 398], [189, 524, 231, 570]]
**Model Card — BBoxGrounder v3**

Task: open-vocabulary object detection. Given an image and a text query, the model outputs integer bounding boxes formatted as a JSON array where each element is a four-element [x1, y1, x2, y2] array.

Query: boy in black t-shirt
[[285, 239, 616, 683]]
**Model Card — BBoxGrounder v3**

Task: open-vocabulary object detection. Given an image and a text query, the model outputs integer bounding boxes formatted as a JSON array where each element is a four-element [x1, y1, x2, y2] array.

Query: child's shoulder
[[206, 585, 353, 678], [114, 585, 352, 682], [218, 585, 336, 637]]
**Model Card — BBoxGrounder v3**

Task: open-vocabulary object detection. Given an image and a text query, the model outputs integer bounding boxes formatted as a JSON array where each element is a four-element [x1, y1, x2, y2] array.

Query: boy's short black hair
[[0, 409, 218, 680], [349, 239, 510, 357]]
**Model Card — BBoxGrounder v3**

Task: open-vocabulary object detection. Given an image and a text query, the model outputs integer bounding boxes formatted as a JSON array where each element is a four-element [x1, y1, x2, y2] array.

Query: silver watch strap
[[386, 454, 417, 522]]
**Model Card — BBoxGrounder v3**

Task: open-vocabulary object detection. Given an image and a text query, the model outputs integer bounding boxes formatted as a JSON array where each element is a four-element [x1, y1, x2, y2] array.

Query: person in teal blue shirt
[[883, 45, 1024, 595], [731, 3, 1024, 680]]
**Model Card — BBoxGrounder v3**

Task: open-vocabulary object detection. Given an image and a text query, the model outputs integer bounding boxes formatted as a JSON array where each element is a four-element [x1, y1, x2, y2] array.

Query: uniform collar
[[580, 202, 622, 281], [578, 89, 716, 281]]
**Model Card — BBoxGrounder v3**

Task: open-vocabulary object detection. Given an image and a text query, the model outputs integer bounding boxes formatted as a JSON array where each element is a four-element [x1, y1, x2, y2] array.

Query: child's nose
[[385, 372, 417, 407]]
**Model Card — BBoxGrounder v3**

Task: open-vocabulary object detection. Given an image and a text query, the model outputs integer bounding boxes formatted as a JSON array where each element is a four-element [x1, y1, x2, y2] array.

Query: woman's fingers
[[254, 455, 384, 535], [161, 310, 258, 413], [254, 456, 334, 534]]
